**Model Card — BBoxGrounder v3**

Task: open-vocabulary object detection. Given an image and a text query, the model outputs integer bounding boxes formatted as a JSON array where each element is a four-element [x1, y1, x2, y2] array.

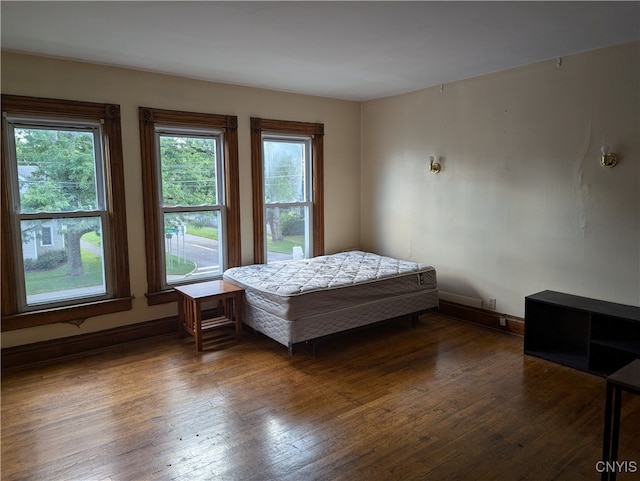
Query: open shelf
[[202, 315, 235, 331], [591, 339, 640, 357], [525, 291, 640, 376]]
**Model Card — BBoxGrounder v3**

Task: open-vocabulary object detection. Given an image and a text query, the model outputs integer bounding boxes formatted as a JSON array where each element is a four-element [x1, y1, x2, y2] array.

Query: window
[[139, 108, 240, 305], [39, 226, 53, 247], [1, 95, 132, 331], [250, 118, 324, 263]]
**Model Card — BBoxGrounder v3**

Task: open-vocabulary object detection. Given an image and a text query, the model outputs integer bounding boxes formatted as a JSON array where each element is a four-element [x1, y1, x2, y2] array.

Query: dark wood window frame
[[250, 117, 324, 264], [1, 95, 132, 331], [139, 107, 241, 305]]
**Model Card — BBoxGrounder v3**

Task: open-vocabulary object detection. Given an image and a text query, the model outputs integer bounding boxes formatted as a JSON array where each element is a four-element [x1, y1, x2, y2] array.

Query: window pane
[[265, 206, 308, 263], [160, 135, 218, 207], [164, 211, 223, 284], [263, 140, 306, 203], [22, 217, 106, 305], [40, 226, 53, 246], [15, 127, 99, 213]]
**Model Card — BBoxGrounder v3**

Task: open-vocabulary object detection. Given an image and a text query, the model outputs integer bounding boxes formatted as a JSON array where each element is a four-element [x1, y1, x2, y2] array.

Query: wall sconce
[[600, 145, 618, 168], [429, 155, 441, 174]]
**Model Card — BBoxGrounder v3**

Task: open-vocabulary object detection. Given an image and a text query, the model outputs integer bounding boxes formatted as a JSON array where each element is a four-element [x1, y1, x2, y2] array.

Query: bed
[[222, 250, 438, 354]]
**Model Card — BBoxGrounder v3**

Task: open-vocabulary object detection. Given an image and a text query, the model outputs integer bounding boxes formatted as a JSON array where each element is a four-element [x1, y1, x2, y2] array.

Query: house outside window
[[1, 95, 132, 330], [250, 118, 324, 264], [139, 107, 240, 305]]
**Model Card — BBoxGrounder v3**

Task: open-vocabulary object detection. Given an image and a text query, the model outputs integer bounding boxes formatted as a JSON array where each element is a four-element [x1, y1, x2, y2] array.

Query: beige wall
[[1, 52, 361, 347], [361, 42, 639, 317]]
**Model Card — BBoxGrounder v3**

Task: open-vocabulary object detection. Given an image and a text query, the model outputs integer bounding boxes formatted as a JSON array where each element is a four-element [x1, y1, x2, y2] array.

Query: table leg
[[194, 299, 203, 352], [610, 387, 623, 481], [177, 294, 186, 339], [602, 382, 614, 481], [234, 292, 242, 340]]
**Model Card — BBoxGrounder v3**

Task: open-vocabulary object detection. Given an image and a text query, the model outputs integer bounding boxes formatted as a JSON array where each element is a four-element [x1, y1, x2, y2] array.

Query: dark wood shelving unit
[[524, 290, 640, 376]]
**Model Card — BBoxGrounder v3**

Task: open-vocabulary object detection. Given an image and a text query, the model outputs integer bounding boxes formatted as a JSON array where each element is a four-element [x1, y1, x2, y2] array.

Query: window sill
[[145, 290, 179, 306], [1, 297, 134, 331]]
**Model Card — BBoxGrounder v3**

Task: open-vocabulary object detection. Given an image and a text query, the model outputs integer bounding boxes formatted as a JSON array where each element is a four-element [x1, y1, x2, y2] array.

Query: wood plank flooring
[[2, 313, 639, 481]]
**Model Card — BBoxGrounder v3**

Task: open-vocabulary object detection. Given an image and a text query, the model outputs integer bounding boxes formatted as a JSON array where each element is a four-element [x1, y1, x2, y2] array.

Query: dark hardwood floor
[[2, 313, 639, 481]]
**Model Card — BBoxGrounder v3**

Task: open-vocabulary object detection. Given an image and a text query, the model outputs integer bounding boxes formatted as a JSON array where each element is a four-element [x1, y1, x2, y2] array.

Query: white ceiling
[[2, 1, 639, 101]]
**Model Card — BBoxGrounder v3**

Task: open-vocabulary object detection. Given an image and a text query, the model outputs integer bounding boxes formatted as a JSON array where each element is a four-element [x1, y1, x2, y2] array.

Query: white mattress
[[222, 251, 438, 351], [223, 250, 437, 321]]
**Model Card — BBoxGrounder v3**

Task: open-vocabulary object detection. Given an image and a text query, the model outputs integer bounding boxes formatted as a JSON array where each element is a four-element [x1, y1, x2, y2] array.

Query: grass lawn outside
[[166, 254, 196, 276], [186, 224, 218, 241], [267, 235, 305, 254], [25, 248, 105, 295], [82, 231, 102, 246]]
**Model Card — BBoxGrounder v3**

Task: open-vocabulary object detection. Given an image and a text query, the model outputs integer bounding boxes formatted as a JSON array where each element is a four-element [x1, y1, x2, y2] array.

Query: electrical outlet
[[487, 298, 496, 310], [500, 315, 507, 327]]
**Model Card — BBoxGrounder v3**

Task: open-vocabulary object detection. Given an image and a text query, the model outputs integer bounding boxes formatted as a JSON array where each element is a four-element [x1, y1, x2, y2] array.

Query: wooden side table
[[601, 359, 640, 481], [174, 280, 244, 352]]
